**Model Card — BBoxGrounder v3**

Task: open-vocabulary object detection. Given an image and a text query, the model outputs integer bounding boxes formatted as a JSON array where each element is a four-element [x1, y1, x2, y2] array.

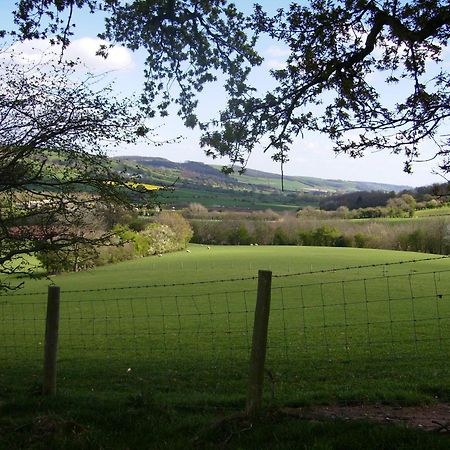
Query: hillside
[[113, 156, 410, 210], [225, 166, 410, 193]]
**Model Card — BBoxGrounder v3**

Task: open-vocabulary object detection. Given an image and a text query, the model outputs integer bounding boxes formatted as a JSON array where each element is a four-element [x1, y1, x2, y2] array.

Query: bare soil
[[281, 403, 450, 432]]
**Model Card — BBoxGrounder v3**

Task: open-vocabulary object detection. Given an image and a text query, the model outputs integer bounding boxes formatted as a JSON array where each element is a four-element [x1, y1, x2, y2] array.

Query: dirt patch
[[30, 415, 86, 436], [281, 403, 450, 432]]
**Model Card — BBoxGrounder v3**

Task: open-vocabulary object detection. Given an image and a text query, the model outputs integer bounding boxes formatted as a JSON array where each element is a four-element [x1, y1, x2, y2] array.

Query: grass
[[158, 185, 304, 210], [347, 207, 450, 222], [1, 246, 450, 448], [415, 206, 450, 217]]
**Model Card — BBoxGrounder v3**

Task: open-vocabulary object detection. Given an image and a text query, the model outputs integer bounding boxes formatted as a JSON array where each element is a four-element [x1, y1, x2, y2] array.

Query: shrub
[[399, 229, 426, 252], [354, 233, 367, 248], [335, 234, 352, 247], [273, 227, 291, 245], [37, 243, 98, 274], [157, 211, 193, 247], [228, 223, 251, 245], [141, 223, 179, 254], [94, 242, 136, 265]]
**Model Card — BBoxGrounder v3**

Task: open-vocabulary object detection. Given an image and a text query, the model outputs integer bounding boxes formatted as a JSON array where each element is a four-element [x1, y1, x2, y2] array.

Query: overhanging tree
[[204, 0, 450, 176], [10, 1, 450, 172], [0, 49, 154, 289], [11, 0, 260, 126]]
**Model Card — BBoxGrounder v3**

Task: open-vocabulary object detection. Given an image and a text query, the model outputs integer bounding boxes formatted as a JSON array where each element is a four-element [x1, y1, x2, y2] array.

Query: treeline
[[319, 182, 450, 211], [190, 215, 450, 254], [320, 190, 396, 210], [303, 194, 419, 219]]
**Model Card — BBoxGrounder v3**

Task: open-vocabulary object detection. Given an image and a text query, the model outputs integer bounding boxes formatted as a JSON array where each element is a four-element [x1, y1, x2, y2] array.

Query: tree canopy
[[9, 0, 450, 175], [11, 0, 260, 125], [206, 0, 450, 175]]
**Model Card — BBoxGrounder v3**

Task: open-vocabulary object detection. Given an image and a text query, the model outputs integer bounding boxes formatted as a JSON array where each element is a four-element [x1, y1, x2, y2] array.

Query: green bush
[[273, 227, 291, 245], [335, 234, 352, 247], [37, 243, 98, 274], [228, 223, 252, 245], [354, 233, 367, 248], [94, 242, 136, 265]]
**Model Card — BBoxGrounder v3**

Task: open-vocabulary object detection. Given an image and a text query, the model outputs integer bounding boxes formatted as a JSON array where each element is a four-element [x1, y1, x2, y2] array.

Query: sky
[[1, 1, 448, 188]]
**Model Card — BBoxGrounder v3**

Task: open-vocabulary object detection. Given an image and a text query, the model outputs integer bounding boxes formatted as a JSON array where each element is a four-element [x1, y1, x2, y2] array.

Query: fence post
[[246, 270, 272, 416], [43, 286, 60, 396]]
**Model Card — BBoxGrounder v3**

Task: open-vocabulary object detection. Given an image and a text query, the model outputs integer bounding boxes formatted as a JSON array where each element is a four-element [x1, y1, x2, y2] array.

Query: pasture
[[1, 245, 450, 448]]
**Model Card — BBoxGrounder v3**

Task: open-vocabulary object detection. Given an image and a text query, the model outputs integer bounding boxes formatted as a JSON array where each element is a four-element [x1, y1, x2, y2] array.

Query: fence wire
[[2, 254, 447, 297], [267, 268, 450, 363], [1, 264, 450, 403]]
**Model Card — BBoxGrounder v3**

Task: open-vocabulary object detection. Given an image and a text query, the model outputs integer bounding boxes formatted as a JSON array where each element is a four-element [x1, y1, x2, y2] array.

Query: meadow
[[1, 245, 450, 448]]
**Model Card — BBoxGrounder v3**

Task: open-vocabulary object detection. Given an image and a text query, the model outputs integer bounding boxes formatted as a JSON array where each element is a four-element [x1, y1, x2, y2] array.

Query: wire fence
[[269, 268, 450, 362], [1, 257, 450, 405]]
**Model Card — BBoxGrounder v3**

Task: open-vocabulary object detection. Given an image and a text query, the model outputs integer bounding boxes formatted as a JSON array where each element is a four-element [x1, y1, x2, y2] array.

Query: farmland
[[1, 246, 450, 448], [112, 156, 410, 210]]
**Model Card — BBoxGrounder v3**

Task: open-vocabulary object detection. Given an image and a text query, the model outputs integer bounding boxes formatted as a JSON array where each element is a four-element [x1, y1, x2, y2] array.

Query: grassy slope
[[1, 246, 450, 449], [228, 169, 410, 193], [114, 157, 409, 210]]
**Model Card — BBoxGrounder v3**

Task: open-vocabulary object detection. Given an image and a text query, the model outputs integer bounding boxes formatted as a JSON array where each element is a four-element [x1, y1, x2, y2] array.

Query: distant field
[[157, 185, 305, 210], [415, 206, 450, 217], [350, 212, 450, 223]]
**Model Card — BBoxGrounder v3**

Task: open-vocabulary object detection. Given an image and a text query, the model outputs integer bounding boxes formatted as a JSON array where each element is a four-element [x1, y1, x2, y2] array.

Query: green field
[[157, 184, 305, 210], [415, 206, 450, 217], [2, 246, 450, 448]]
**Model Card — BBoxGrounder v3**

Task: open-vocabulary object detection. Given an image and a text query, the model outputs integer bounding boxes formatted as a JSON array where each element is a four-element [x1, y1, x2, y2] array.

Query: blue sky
[[1, 1, 448, 187]]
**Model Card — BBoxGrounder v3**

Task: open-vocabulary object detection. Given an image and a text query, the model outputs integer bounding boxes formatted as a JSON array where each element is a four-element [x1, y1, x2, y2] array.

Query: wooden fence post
[[43, 286, 60, 396], [246, 270, 272, 416]]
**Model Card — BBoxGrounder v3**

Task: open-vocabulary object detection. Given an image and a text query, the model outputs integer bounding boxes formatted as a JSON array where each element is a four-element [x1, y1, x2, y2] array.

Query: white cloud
[[266, 59, 287, 70], [266, 45, 291, 58], [66, 37, 134, 71], [264, 45, 290, 70], [2, 38, 134, 71], [0, 39, 51, 65]]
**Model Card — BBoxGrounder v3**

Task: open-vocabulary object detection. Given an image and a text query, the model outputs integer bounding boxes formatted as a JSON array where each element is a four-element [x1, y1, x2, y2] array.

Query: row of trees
[[319, 184, 450, 211], [190, 216, 450, 255], [301, 194, 419, 219]]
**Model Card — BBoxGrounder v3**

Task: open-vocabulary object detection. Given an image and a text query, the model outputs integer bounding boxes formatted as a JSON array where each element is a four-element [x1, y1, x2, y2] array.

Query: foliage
[[11, 0, 260, 127], [387, 194, 417, 218], [298, 225, 344, 247], [140, 224, 180, 255], [320, 183, 450, 213], [96, 215, 193, 270], [36, 242, 99, 274], [0, 48, 154, 289], [204, 0, 450, 175], [156, 211, 193, 246], [12, 1, 450, 175], [228, 222, 252, 245], [185, 202, 209, 218], [320, 190, 396, 211], [94, 242, 136, 266]]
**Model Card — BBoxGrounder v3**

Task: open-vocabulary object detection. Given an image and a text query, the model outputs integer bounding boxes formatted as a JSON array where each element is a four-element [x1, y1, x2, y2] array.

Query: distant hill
[[112, 156, 411, 210], [223, 166, 410, 194]]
